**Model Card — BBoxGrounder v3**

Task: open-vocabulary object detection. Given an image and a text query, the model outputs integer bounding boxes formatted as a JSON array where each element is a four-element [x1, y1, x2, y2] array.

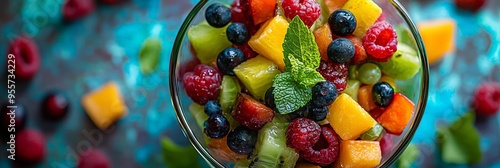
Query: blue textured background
[[0, 0, 499, 167]]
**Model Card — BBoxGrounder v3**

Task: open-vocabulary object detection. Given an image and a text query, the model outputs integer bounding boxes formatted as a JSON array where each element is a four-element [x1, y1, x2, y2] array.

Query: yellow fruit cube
[[327, 94, 377, 140], [417, 19, 456, 65], [337, 140, 382, 168], [342, 0, 382, 38], [82, 82, 128, 130], [248, 16, 289, 71]]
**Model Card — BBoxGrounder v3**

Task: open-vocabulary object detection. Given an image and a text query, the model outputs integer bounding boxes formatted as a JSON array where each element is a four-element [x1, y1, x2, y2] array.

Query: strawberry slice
[[232, 93, 274, 131]]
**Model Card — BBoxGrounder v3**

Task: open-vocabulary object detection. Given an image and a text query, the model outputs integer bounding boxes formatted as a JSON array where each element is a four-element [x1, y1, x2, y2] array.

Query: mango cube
[[313, 24, 334, 61], [248, 16, 289, 71], [327, 94, 377, 140], [342, 0, 382, 38], [338, 140, 382, 168], [82, 82, 127, 130], [417, 19, 456, 65], [357, 85, 377, 112], [377, 93, 415, 135]]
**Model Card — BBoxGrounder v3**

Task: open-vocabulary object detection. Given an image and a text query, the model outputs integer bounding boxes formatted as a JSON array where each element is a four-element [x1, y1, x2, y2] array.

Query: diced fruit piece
[[317, 60, 348, 93], [348, 65, 359, 80], [139, 37, 161, 75], [345, 35, 368, 65], [286, 118, 321, 151], [328, 38, 355, 63], [188, 21, 232, 64], [342, 0, 382, 38], [314, 25, 334, 61], [343, 80, 361, 101], [455, 0, 486, 12], [232, 93, 274, 130], [312, 81, 339, 107], [227, 23, 250, 45], [78, 149, 111, 168], [204, 114, 230, 138], [205, 3, 232, 28], [379, 75, 397, 92], [249, 0, 276, 25], [205, 100, 222, 116], [372, 82, 395, 107], [369, 107, 385, 119], [299, 125, 340, 166], [377, 93, 415, 135], [251, 117, 300, 168], [282, 0, 321, 27], [217, 47, 245, 76], [338, 140, 382, 167], [219, 76, 242, 114], [208, 135, 247, 162], [183, 64, 222, 105], [327, 94, 377, 140], [328, 10, 356, 36], [233, 56, 280, 100], [16, 129, 46, 164], [363, 21, 398, 62], [360, 124, 385, 141], [358, 84, 377, 112], [324, 0, 348, 13], [471, 82, 500, 116], [309, 0, 331, 31], [231, 0, 260, 35], [7, 37, 40, 80], [227, 126, 258, 154], [417, 19, 456, 65], [358, 62, 381, 85], [42, 91, 70, 121], [82, 82, 127, 130], [378, 43, 421, 80], [379, 133, 394, 156], [189, 103, 208, 129], [235, 159, 252, 168], [248, 16, 289, 70]]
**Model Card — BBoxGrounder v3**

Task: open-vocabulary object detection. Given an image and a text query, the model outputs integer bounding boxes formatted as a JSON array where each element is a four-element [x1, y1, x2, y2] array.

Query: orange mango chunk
[[82, 82, 128, 130], [325, 0, 348, 13], [337, 140, 382, 168], [313, 24, 334, 61], [248, 16, 289, 71], [327, 94, 377, 140], [417, 19, 456, 65], [377, 93, 415, 135], [358, 85, 377, 112]]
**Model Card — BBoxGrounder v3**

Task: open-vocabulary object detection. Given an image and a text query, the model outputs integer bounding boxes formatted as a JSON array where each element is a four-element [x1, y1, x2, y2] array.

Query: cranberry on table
[[7, 37, 40, 80], [16, 129, 46, 163], [455, 0, 486, 12], [472, 82, 500, 116], [78, 149, 111, 168], [1, 103, 27, 135], [42, 92, 70, 121], [62, 0, 96, 22], [100, 0, 122, 4]]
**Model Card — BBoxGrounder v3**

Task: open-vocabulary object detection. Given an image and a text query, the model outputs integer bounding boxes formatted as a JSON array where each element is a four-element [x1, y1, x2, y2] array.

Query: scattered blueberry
[[308, 105, 329, 121], [226, 23, 249, 45], [2, 103, 27, 135], [204, 114, 230, 138], [372, 82, 394, 107], [227, 126, 258, 155], [42, 92, 70, 121], [204, 100, 222, 116], [217, 47, 245, 76], [328, 38, 355, 63], [205, 3, 232, 28], [287, 104, 310, 121], [265, 87, 277, 111], [328, 10, 357, 36], [312, 81, 338, 107]]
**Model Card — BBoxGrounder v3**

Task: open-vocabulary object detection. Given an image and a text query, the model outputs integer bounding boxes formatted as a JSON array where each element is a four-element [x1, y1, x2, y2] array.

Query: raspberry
[[471, 82, 500, 116], [282, 0, 321, 27], [62, 0, 95, 22], [300, 125, 340, 166], [455, 0, 486, 12], [78, 149, 111, 168], [7, 37, 40, 80], [316, 60, 348, 93], [17, 129, 46, 163], [183, 64, 222, 105], [236, 43, 258, 60], [286, 118, 321, 151], [363, 21, 398, 62]]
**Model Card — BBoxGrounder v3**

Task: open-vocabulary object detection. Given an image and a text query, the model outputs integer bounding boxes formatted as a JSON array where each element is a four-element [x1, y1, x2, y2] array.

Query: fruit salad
[[182, 0, 421, 167]]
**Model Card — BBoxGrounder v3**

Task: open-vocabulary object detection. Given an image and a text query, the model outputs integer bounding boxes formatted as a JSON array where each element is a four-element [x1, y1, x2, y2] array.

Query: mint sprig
[[272, 16, 324, 114]]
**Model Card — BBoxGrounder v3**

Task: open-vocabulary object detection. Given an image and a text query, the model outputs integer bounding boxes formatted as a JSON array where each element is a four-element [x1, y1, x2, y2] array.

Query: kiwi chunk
[[360, 123, 385, 141], [343, 80, 361, 101], [188, 21, 232, 64], [188, 103, 207, 129]]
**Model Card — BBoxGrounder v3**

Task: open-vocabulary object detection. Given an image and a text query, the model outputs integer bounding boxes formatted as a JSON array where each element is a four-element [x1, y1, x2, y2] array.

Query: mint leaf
[[272, 72, 312, 114], [161, 137, 201, 168], [437, 112, 482, 164], [283, 16, 321, 71], [289, 56, 324, 87], [139, 37, 162, 75], [397, 144, 420, 168]]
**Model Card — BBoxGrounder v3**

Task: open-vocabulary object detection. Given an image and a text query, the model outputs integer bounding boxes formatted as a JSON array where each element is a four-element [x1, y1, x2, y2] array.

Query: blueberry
[[307, 105, 329, 121], [311, 81, 338, 107], [328, 10, 357, 36], [205, 3, 231, 28], [287, 104, 310, 121], [372, 82, 394, 107], [328, 38, 355, 63], [42, 91, 70, 121], [226, 23, 249, 45], [265, 87, 277, 111], [217, 47, 245, 76], [204, 100, 222, 116], [227, 126, 258, 155], [204, 114, 230, 138]]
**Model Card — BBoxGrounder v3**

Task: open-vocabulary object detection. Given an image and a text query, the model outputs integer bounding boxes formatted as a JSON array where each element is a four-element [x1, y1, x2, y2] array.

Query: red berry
[[379, 133, 394, 156], [369, 107, 385, 119], [471, 82, 500, 116], [455, 0, 486, 12], [42, 92, 70, 121], [286, 118, 321, 151], [376, 13, 386, 23], [316, 60, 348, 93], [231, 0, 260, 35], [363, 21, 398, 62], [17, 129, 46, 163], [282, 0, 321, 27], [236, 43, 258, 60], [62, 0, 95, 22], [299, 125, 340, 166], [78, 149, 111, 168], [7, 37, 40, 80], [101, 0, 122, 4], [183, 64, 222, 105]]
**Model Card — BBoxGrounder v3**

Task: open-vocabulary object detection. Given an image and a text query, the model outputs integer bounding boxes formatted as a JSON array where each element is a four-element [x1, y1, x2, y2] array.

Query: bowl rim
[[169, 0, 429, 167]]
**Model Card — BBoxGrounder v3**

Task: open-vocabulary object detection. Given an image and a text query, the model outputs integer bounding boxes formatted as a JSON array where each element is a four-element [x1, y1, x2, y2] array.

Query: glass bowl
[[170, 0, 429, 167]]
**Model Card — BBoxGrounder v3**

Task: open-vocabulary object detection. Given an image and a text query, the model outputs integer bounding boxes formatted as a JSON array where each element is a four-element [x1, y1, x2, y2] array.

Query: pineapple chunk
[[337, 140, 382, 168], [82, 82, 128, 130], [248, 16, 289, 71], [327, 94, 377, 140], [342, 0, 382, 38], [233, 56, 280, 100]]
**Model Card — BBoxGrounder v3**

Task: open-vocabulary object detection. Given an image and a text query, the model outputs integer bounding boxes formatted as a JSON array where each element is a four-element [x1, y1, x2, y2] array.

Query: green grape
[[348, 65, 359, 80], [343, 80, 361, 101], [358, 63, 381, 85]]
